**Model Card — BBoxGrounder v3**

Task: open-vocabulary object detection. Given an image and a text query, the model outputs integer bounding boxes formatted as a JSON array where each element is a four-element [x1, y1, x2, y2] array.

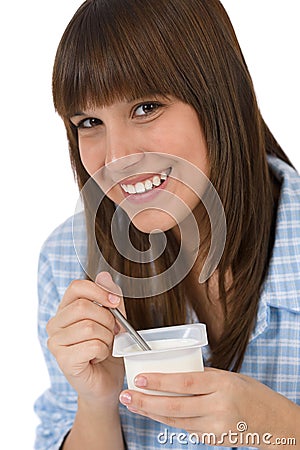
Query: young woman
[[34, 0, 300, 449]]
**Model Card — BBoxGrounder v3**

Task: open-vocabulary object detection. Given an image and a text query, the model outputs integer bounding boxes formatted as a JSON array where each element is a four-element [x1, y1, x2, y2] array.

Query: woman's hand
[[119, 368, 299, 449], [46, 271, 125, 407]]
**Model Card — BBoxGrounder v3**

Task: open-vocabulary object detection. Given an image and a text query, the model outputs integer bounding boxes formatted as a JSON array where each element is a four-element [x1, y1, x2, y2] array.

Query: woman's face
[[70, 96, 210, 233]]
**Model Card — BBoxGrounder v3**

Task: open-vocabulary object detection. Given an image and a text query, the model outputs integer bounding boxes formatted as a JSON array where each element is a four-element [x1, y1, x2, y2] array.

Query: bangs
[[52, 0, 197, 118]]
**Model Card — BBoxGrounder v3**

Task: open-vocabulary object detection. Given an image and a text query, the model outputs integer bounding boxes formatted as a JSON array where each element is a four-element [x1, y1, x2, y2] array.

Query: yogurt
[[124, 338, 199, 353], [113, 324, 207, 395]]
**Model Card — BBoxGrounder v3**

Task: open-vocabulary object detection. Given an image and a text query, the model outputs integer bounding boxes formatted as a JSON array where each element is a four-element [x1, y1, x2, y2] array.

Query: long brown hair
[[52, 0, 292, 371]]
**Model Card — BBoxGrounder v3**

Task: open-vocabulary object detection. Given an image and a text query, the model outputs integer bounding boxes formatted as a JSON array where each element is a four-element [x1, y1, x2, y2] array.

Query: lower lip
[[121, 176, 170, 204]]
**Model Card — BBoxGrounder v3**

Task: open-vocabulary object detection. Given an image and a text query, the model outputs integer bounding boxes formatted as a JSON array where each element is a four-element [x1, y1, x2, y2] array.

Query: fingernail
[[108, 294, 120, 305], [120, 392, 132, 405], [95, 272, 112, 286], [134, 376, 147, 387]]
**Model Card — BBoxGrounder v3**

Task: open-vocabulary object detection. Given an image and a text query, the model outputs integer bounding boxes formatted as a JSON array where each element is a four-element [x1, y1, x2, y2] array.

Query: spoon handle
[[93, 301, 152, 351]]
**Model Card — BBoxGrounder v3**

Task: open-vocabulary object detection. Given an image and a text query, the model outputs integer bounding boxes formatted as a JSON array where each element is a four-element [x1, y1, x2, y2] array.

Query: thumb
[[95, 271, 127, 318], [95, 271, 115, 288]]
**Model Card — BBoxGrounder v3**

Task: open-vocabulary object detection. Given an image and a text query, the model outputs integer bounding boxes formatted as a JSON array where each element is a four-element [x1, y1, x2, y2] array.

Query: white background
[[0, 1, 299, 448]]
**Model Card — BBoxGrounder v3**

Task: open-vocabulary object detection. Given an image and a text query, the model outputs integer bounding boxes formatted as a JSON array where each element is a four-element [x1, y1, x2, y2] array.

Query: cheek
[[79, 141, 105, 177], [159, 122, 208, 173], [182, 128, 209, 170]]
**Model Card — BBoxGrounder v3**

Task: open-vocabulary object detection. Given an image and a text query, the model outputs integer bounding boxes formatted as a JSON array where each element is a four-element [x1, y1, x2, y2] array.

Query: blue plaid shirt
[[34, 156, 300, 450]]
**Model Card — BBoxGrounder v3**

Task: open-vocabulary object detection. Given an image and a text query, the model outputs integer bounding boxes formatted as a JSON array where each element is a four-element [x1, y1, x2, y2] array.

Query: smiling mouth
[[120, 168, 171, 195]]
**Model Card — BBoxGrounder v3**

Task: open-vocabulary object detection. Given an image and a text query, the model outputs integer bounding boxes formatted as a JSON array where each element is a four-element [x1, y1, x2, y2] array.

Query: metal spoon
[[93, 300, 152, 351]]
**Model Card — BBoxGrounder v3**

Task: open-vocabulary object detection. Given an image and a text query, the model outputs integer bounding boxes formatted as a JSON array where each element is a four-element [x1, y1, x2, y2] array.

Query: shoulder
[[40, 212, 86, 260], [41, 213, 79, 248], [268, 155, 300, 200], [263, 156, 300, 312], [38, 214, 86, 309]]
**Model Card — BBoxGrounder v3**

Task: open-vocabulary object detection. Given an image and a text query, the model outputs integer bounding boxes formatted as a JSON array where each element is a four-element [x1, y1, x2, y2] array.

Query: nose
[[104, 124, 144, 175]]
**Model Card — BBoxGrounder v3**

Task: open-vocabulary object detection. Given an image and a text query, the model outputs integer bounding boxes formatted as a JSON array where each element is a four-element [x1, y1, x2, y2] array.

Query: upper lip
[[119, 168, 171, 185]]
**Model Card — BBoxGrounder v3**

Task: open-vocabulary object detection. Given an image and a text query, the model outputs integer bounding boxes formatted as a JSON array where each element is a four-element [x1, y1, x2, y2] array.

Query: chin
[[131, 211, 177, 234]]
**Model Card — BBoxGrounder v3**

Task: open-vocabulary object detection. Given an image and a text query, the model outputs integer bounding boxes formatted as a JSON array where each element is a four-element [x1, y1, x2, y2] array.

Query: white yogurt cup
[[112, 323, 207, 395]]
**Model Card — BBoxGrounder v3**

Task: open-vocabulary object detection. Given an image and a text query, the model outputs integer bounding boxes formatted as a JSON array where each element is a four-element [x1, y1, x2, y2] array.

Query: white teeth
[[135, 182, 146, 194], [144, 179, 153, 191], [152, 175, 161, 187], [120, 170, 169, 195], [127, 185, 136, 194]]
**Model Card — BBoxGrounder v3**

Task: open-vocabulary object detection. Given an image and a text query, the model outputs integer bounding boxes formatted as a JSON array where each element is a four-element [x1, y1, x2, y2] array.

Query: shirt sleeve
[[34, 248, 77, 450]]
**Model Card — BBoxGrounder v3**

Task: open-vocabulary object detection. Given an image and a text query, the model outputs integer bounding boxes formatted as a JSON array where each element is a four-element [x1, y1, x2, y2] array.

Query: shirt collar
[[251, 156, 300, 340]]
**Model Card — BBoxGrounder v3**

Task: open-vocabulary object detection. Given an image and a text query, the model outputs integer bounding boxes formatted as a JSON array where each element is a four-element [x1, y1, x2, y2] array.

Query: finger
[[94, 271, 127, 331], [59, 275, 122, 311], [119, 390, 214, 419], [53, 339, 110, 376], [132, 368, 220, 395], [126, 407, 204, 433], [95, 271, 126, 317], [48, 319, 114, 349], [95, 271, 122, 298], [47, 298, 116, 335]]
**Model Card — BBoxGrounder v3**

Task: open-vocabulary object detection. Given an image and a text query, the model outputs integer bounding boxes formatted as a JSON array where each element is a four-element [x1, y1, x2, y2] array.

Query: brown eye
[[77, 118, 102, 129], [134, 102, 161, 117]]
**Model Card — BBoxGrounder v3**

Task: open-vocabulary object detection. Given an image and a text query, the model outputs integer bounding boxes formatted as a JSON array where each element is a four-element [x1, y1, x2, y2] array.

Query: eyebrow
[[71, 111, 86, 117], [69, 94, 170, 119]]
